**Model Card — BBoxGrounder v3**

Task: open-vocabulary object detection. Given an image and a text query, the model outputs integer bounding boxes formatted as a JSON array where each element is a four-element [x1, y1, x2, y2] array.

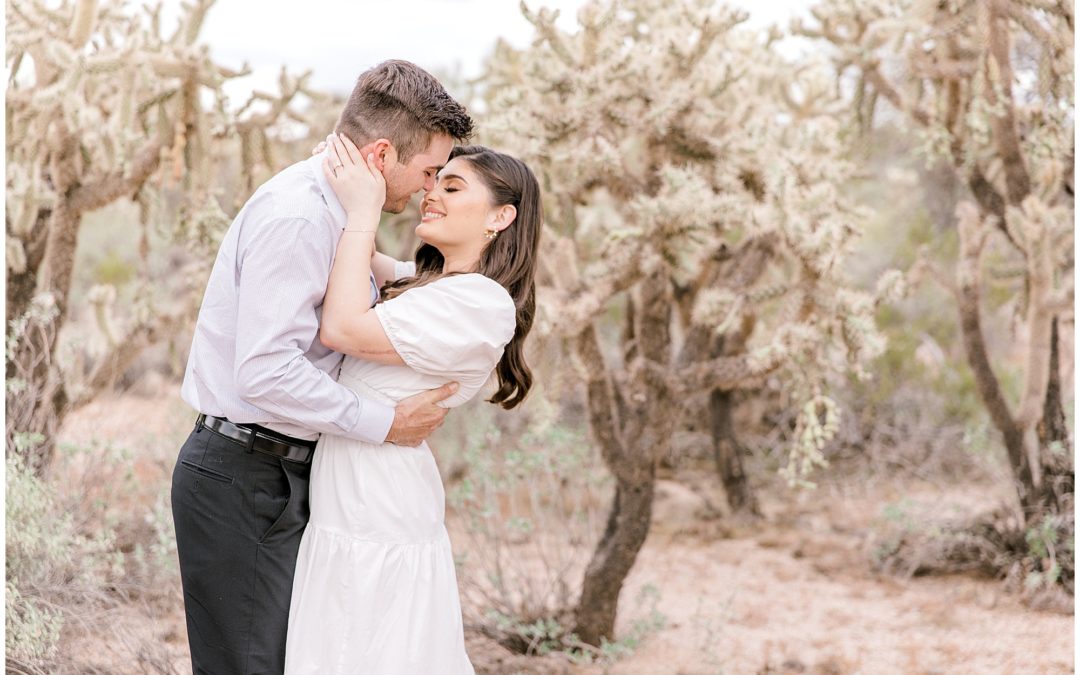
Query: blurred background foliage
[[5, 0, 1073, 671]]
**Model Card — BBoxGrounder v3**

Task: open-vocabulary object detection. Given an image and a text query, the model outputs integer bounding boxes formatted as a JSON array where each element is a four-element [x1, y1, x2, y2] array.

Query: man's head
[[335, 60, 473, 213]]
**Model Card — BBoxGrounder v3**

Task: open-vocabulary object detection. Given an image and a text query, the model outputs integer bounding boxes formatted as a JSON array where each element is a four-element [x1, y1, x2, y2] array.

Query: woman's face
[[415, 157, 499, 250]]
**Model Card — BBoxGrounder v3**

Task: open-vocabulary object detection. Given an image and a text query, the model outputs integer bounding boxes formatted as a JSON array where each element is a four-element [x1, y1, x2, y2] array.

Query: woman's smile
[[415, 157, 495, 248]]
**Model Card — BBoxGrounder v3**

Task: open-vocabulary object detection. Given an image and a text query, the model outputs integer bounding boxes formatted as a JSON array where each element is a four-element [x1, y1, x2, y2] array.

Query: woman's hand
[[310, 139, 327, 156], [322, 133, 386, 228]]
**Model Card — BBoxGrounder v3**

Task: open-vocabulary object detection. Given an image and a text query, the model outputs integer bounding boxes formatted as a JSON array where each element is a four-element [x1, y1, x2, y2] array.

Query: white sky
[[184, 0, 818, 100]]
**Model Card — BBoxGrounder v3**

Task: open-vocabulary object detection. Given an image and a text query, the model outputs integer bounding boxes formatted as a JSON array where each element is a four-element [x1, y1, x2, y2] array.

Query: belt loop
[[195, 414, 205, 433], [244, 428, 257, 454]]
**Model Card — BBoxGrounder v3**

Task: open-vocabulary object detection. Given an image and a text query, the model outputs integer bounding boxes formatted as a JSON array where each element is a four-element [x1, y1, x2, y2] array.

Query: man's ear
[[371, 138, 397, 172], [353, 138, 395, 173]]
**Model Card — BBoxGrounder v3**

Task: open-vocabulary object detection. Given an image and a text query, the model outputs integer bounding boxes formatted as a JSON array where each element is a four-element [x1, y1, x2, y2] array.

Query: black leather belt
[[197, 414, 316, 464]]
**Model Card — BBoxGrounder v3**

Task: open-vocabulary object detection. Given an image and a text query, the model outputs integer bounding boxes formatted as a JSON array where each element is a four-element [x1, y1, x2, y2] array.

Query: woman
[[284, 134, 542, 673]]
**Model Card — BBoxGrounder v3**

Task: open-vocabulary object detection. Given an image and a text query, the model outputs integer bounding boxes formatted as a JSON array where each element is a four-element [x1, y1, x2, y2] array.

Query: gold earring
[[484, 228, 499, 240]]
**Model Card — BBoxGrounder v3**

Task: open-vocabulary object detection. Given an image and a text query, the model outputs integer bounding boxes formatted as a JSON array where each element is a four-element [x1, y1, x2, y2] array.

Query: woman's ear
[[492, 204, 517, 232]]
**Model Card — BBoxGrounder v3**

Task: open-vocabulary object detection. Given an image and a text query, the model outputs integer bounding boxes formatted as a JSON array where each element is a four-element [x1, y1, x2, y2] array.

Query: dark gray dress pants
[[171, 422, 311, 674]]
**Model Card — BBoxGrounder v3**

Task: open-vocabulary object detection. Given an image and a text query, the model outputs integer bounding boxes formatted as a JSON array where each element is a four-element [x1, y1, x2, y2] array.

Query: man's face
[[382, 134, 454, 214]]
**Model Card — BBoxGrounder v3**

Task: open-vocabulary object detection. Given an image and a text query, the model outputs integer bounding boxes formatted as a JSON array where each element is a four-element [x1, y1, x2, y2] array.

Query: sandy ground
[[54, 390, 1074, 674], [576, 479, 1075, 675]]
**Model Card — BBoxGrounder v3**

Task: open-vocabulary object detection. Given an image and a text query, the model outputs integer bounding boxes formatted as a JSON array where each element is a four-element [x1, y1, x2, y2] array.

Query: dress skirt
[[284, 432, 474, 674]]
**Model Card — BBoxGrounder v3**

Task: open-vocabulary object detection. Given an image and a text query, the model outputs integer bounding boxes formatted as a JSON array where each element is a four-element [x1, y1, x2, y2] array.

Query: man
[[171, 60, 474, 674]]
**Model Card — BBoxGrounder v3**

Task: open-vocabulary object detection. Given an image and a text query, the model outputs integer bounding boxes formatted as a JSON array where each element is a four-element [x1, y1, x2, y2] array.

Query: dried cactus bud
[[86, 284, 117, 306]]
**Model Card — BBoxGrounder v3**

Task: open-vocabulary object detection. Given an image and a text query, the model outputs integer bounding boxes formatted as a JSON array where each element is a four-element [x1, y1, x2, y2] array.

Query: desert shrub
[[51, 438, 181, 602], [870, 493, 1074, 611], [5, 452, 121, 669], [439, 374, 663, 663], [1023, 509, 1074, 597], [6, 397, 186, 672], [448, 390, 609, 655]]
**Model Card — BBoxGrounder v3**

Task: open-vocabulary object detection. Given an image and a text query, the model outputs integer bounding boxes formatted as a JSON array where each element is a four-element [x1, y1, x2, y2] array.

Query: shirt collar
[[307, 153, 348, 229]]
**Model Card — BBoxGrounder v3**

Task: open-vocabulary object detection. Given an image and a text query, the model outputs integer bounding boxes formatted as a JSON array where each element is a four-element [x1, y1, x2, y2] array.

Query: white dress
[[284, 273, 516, 675]]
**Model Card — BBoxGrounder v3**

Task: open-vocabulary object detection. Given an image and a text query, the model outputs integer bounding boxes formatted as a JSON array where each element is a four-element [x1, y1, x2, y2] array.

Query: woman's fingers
[[338, 133, 363, 165], [365, 153, 385, 183], [322, 135, 384, 206], [329, 134, 352, 168], [325, 134, 386, 185], [322, 153, 351, 185], [322, 155, 338, 182]]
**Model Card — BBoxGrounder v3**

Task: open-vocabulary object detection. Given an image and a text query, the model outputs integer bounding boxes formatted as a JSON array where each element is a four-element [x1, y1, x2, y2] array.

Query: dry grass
[[42, 388, 1075, 674], [43, 389, 194, 674]]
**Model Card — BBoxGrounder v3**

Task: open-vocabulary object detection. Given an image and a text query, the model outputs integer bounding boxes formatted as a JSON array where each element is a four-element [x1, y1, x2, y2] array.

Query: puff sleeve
[[373, 273, 516, 388]]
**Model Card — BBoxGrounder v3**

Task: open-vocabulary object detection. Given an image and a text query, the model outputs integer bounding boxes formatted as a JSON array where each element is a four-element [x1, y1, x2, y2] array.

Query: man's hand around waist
[[385, 382, 458, 446]]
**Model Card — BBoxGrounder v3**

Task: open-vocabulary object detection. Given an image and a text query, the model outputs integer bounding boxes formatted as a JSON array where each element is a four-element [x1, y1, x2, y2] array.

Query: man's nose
[[422, 175, 436, 192]]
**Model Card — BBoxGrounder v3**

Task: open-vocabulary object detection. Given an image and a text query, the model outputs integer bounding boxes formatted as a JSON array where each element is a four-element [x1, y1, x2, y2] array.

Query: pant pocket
[[253, 460, 292, 543], [180, 459, 235, 485]]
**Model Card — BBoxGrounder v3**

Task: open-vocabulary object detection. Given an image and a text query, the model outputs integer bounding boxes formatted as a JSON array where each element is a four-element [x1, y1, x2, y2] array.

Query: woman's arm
[[318, 134, 405, 366], [314, 137, 404, 289]]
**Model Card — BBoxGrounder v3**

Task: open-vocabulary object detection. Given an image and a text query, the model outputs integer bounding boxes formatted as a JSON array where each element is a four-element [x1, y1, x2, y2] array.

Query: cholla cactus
[[6, 0, 321, 474], [480, 0, 893, 645], [797, 0, 1074, 522]]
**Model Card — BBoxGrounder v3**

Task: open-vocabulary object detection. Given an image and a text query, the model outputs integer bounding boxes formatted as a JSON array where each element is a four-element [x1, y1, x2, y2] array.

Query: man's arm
[[371, 251, 399, 288], [231, 213, 452, 447], [232, 214, 395, 444]]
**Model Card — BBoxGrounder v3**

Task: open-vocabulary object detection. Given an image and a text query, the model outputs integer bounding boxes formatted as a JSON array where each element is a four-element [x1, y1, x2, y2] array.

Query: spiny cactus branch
[[69, 132, 170, 212], [71, 308, 190, 408]]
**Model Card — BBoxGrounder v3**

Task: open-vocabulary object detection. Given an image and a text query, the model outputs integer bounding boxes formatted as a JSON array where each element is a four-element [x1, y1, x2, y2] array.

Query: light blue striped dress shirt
[[181, 154, 402, 443]]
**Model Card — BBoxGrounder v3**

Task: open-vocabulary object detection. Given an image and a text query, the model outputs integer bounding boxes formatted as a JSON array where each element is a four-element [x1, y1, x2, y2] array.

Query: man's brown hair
[[336, 60, 473, 163]]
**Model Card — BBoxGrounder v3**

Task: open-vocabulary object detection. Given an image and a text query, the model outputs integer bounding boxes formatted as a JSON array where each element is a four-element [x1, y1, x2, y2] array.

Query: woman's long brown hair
[[380, 145, 543, 409]]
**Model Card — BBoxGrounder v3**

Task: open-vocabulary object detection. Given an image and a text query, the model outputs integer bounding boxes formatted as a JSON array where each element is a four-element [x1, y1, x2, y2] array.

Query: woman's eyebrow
[[437, 172, 468, 184]]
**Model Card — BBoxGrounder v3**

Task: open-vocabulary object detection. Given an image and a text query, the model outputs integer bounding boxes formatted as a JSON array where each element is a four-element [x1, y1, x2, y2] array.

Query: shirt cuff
[[349, 393, 395, 444], [393, 259, 417, 280]]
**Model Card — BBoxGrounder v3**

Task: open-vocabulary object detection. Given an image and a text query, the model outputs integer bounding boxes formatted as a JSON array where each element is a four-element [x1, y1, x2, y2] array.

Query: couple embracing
[[171, 59, 543, 674]]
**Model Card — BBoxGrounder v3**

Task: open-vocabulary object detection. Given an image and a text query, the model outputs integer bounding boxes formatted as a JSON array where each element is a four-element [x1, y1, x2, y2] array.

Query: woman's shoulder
[[374, 272, 518, 380], [425, 273, 514, 308], [415, 274, 516, 344]]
